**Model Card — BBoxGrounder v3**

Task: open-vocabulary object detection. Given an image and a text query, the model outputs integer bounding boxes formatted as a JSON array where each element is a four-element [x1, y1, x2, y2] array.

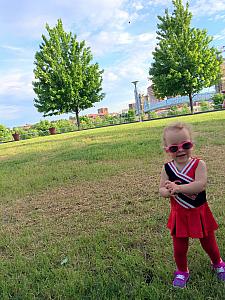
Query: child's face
[[164, 128, 192, 164]]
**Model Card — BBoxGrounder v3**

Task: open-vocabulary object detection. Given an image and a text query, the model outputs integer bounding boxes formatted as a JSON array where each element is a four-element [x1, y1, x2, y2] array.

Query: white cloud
[[138, 33, 155, 42], [88, 30, 155, 56], [210, 13, 225, 21], [102, 40, 155, 96], [148, 0, 171, 6], [0, 105, 22, 121], [0, 0, 129, 39], [132, 2, 144, 11], [0, 45, 25, 53], [190, 0, 225, 16], [0, 70, 34, 98], [104, 71, 119, 82], [213, 29, 225, 41]]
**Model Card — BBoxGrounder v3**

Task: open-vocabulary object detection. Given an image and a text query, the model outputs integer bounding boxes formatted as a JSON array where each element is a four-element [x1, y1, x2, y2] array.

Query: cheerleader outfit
[[165, 157, 218, 238], [164, 157, 222, 274]]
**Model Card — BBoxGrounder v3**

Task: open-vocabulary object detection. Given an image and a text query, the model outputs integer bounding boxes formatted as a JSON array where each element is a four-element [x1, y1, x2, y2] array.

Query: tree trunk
[[188, 93, 194, 114], [75, 108, 80, 130]]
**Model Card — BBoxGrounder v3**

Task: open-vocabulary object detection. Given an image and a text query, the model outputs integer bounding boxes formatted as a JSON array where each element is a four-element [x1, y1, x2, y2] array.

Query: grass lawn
[[0, 111, 225, 299]]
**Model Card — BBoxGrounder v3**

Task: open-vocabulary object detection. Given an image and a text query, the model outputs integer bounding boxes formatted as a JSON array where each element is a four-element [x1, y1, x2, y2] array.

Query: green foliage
[[0, 124, 11, 142], [94, 116, 104, 127], [103, 114, 120, 125], [31, 120, 52, 136], [180, 103, 191, 114], [79, 116, 94, 129], [23, 129, 40, 139], [148, 111, 158, 119], [1, 112, 225, 298], [127, 109, 136, 122], [33, 19, 105, 130], [160, 112, 168, 118], [12, 127, 26, 135], [32, 120, 51, 131], [199, 101, 210, 112], [54, 119, 77, 133], [212, 93, 225, 109], [149, 0, 222, 113], [167, 105, 179, 116], [121, 110, 136, 123]]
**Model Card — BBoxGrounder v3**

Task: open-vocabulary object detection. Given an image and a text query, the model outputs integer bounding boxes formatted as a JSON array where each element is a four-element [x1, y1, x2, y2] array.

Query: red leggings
[[173, 231, 221, 272]]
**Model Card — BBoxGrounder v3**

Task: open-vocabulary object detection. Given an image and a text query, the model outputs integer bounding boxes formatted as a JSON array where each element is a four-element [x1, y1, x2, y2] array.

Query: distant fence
[[144, 92, 216, 112]]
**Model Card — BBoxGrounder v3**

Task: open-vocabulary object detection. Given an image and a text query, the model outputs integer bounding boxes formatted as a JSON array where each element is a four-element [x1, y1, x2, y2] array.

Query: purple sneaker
[[173, 271, 189, 288], [212, 261, 225, 281]]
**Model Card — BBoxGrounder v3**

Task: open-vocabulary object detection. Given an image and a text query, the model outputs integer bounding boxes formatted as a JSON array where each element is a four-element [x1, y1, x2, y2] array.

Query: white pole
[[132, 81, 141, 121]]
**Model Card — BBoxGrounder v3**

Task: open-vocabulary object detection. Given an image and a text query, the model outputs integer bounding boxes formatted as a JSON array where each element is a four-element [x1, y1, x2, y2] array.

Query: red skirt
[[167, 198, 218, 238]]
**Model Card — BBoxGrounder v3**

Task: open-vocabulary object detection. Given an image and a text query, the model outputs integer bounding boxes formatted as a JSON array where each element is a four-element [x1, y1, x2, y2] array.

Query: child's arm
[[159, 166, 171, 198], [165, 160, 207, 195]]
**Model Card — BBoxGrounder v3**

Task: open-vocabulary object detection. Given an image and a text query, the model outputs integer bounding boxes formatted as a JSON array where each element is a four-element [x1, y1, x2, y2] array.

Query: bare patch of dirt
[[0, 166, 162, 237]]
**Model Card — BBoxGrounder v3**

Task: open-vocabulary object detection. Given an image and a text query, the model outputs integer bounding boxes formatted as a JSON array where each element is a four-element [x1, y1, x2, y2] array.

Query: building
[[128, 103, 135, 110], [87, 113, 106, 119], [147, 85, 158, 104], [98, 107, 108, 115], [139, 94, 148, 112], [221, 59, 225, 93], [22, 124, 32, 130], [216, 58, 225, 93], [109, 112, 120, 117], [121, 108, 129, 114]]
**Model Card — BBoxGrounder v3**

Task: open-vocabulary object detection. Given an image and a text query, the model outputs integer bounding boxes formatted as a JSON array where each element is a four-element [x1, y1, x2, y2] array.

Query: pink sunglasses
[[165, 141, 193, 153]]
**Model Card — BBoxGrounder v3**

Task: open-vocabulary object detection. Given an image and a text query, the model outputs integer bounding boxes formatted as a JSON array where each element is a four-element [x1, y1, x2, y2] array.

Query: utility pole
[[131, 81, 142, 121]]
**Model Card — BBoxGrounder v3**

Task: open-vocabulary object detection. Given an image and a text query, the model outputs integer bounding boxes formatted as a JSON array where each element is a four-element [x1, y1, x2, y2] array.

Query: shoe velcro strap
[[216, 267, 225, 274], [176, 275, 185, 280]]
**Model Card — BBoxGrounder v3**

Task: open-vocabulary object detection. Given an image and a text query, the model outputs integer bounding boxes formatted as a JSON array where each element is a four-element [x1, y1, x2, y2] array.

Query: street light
[[131, 80, 141, 121]]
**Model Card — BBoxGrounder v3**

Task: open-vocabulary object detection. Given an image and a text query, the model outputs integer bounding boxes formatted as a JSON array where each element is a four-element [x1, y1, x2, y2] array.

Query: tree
[[149, 0, 222, 114], [212, 93, 225, 110], [33, 19, 105, 130]]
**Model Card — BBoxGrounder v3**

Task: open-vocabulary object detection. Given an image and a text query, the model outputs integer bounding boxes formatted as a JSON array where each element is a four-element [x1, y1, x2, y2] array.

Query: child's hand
[[165, 180, 181, 195]]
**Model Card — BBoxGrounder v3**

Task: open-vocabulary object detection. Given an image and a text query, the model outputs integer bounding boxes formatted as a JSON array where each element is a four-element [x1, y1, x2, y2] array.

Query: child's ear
[[164, 146, 170, 153]]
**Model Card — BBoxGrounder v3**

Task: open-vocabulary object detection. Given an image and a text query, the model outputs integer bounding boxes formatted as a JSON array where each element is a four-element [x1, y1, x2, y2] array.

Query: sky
[[0, 0, 225, 128]]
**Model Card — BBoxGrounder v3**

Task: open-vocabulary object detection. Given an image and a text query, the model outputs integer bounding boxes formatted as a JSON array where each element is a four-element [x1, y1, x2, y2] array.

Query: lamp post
[[132, 81, 141, 121]]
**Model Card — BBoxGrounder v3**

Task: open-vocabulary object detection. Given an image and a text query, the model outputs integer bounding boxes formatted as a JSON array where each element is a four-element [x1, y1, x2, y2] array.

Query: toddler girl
[[159, 122, 225, 288]]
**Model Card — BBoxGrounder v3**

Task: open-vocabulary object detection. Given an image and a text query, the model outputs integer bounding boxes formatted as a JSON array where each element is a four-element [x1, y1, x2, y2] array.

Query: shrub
[[148, 111, 158, 119], [0, 124, 11, 142], [167, 106, 179, 116], [33, 120, 51, 130], [212, 93, 225, 110], [54, 119, 77, 133], [180, 104, 191, 114], [21, 129, 39, 139], [199, 101, 210, 112]]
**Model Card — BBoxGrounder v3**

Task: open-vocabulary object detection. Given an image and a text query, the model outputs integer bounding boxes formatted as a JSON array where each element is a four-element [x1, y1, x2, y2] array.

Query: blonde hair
[[163, 122, 192, 146]]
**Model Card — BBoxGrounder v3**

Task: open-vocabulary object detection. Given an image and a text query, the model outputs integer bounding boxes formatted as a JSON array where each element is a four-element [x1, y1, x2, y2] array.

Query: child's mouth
[[176, 154, 186, 158]]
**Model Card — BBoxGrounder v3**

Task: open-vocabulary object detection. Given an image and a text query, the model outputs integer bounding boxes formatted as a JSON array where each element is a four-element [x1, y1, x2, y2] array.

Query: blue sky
[[0, 0, 225, 128]]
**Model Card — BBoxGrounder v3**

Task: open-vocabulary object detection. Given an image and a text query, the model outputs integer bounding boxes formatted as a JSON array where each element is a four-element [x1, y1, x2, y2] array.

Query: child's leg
[[172, 236, 189, 272], [199, 231, 221, 265]]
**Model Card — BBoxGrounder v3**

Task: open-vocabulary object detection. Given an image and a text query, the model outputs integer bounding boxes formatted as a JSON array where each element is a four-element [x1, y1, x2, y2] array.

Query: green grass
[[0, 111, 225, 299]]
